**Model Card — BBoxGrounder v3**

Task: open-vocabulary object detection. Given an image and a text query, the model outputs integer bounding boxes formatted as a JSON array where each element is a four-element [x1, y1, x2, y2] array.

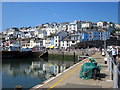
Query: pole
[[104, 30, 107, 55], [62, 51, 64, 63], [109, 58, 112, 80], [73, 52, 76, 64], [107, 55, 110, 70], [116, 36, 118, 46]]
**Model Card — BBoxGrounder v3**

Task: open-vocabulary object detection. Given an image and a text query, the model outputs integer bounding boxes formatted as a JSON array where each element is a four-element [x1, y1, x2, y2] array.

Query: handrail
[[106, 52, 120, 88]]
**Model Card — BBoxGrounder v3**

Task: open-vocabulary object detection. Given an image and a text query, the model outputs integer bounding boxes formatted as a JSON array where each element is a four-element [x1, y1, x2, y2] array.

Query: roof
[[55, 31, 67, 36], [69, 34, 79, 36], [62, 35, 77, 41], [11, 40, 19, 44], [47, 35, 55, 38], [62, 39, 77, 41]]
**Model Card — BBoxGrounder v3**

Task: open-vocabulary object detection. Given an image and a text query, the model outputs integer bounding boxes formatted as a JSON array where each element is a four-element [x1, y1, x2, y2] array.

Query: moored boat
[[2, 51, 46, 59]]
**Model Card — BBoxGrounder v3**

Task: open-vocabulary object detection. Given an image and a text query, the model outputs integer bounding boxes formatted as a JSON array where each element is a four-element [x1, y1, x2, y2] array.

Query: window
[[74, 27, 76, 29], [72, 41, 75, 43]]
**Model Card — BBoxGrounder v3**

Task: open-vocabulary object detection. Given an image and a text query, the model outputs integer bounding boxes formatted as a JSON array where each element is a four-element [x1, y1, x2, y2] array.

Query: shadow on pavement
[[99, 73, 108, 78], [56, 83, 102, 88]]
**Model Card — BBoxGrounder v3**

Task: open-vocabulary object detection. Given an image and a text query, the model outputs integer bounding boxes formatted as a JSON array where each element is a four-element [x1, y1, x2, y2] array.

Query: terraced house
[[2, 20, 120, 50]]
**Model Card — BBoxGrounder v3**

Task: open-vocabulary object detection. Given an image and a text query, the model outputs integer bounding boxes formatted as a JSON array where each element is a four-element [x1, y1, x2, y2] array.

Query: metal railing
[[106, 53, 120, 88]]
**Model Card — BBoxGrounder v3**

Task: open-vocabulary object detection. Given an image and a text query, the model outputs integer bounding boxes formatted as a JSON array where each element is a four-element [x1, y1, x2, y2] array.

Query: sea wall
[[48, 49, 95, 56]]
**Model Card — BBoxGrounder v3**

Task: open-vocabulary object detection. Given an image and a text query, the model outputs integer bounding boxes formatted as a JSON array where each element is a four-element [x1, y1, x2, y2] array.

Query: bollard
[[104, 57, 107, 64], [113, 65, 118, 88]]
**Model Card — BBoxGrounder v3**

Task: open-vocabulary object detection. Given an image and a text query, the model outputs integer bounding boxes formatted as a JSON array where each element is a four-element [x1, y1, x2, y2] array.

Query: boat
[[1, 45, 48, 59], [2, 51, 46, 59]]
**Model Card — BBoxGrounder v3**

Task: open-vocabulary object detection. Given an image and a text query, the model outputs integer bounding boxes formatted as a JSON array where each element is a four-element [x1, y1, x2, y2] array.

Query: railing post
[[109, 58, 112, 80], [113, 65, 118, 88], [107, 55, 110, 70]]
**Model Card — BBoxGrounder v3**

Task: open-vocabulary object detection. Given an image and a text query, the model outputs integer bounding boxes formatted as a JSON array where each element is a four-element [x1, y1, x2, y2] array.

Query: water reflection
[[2, 58, 74, 88]]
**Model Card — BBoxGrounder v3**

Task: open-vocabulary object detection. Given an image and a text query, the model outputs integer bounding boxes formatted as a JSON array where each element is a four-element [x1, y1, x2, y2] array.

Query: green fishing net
[[80, 59, 101, 79]]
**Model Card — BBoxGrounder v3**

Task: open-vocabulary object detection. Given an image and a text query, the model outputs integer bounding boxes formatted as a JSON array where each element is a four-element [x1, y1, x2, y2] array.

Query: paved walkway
[[32, 53, 113, 89]]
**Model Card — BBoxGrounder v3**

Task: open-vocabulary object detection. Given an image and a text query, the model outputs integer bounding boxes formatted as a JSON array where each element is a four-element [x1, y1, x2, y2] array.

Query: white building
[[20, 28, 36, 38], [115, 24, 120, 30], [45, 26, 58, 36], [60, 34, 79, 49], [21, 39, 35, 48], [53, 31, 68, 48], [81, 22, 93, 29], [43, 36, 53, 48], [58, 22, 69, 32], [97, 21, 107, 27], [44, 23, 59, 36], [4, 28, 25, 40], [67, 20, 82, 32], [60, 40, 77, 49], [34, 29, 47, 39], [34, 38, 44, 48], [20, 27, 34, 32], [24, 32, 32, 38], [43, 31, 68, 48], [21, 38, 44, 49]]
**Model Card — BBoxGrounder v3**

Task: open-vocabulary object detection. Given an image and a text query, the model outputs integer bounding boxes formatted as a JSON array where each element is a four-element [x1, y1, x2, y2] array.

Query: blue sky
[[2, 2, 118, 32]]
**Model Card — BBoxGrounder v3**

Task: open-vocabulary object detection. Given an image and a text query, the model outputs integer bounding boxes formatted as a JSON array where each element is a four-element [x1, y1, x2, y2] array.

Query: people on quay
[[107, 47, 111, 55], [99, 48, 102, 54], [102, 49, 106, 56], [110, 46, 118, 64]]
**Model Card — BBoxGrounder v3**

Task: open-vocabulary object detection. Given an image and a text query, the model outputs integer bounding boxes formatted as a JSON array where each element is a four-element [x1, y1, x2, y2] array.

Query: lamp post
[[104, 29, 107, 54], [116, 36, 119, 46], [104, 28, 108, 64]]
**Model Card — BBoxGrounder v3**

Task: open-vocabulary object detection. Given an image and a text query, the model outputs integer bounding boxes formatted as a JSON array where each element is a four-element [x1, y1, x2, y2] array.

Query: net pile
[[80, 58, 101, 79]]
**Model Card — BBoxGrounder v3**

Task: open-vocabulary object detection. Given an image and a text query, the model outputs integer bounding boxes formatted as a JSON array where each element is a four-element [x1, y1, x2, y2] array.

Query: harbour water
[[2, 55, 75, 89]]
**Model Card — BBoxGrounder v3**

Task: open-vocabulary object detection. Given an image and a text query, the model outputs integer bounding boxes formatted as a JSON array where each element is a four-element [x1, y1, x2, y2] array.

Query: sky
[[2, 2, 119, 32]]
